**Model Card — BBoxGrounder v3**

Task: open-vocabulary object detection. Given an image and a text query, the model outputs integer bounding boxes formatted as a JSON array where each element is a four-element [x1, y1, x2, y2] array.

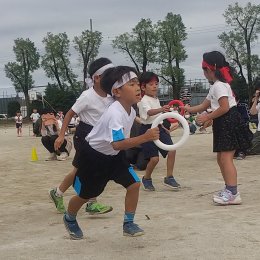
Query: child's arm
[[196, 97, 229, 125], [183, 99, 210, 114], [147, 105, 170, 116], [54, 109, 76, 150], [111, 127, 159, 151], [250, 91, 259, 115]]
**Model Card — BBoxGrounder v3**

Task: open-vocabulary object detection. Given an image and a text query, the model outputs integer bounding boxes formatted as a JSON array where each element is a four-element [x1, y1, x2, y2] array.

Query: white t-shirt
[[256, 102, 260, 131], [15, 115, 23, 124], [72, 87, 114, 126], [137, 95, 162, 124], [87, 101, 136, 155], [206, 81, 237, 111], [30, 112, 40, 123]]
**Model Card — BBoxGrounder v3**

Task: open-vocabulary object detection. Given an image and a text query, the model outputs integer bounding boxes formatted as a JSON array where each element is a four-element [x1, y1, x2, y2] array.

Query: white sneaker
[[57, 152, 68, 161], [46, 153, 57, 161], [213, 189, 242, 205]]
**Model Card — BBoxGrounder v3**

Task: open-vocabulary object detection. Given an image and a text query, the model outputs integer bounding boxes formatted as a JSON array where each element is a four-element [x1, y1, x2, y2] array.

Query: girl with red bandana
[[184, 51, 252, 205]]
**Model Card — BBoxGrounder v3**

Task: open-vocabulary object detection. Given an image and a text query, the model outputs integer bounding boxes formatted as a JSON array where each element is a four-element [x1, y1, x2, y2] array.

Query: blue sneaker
[[63, 215, 83, 240], [142, 177, 155, 191], [123, 222, 144, 237], [163, 176, 180, 189]]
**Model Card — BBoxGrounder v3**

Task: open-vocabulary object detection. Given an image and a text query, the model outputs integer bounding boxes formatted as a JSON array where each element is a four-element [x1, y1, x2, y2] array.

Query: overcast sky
[[0, 0, 259, 95]]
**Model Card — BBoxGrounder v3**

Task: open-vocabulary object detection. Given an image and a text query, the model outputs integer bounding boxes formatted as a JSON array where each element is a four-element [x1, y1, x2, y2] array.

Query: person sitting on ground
[[41, 109, 71, 161]]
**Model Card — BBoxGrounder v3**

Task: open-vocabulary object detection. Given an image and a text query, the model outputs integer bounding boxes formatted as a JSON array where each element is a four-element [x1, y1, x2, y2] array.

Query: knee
[[168, 151, 176, 158], [149, 156, 159, 165], [127, 182, 141, 192]]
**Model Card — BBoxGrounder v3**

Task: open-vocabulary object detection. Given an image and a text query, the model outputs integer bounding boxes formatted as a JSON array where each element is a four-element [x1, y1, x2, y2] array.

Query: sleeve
[[71, 94, 88, 114], [137, 99, 151, 121], [213, 83, 229, 100], [108, 113, 125, 142]]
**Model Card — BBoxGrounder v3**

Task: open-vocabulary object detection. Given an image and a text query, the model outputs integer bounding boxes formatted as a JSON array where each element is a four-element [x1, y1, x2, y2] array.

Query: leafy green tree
[[113, 19, 157, 72], [5, 38, 40, 117], [42, 32, 80, 93], [73, 30, 102, 89], [219, 2, 260, 99], [156, 13, 187, 98], [44, 84, 77, 113]]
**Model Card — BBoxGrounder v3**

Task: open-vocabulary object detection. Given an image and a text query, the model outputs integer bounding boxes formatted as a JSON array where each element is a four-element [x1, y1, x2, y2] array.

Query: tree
[[113, 19, 157, 72], [5, 38, 40, 117], [41, 32, 80, 93], [73, 30, 102, 90], [156, 13, 187, 98], [219, 2, 260, 99]]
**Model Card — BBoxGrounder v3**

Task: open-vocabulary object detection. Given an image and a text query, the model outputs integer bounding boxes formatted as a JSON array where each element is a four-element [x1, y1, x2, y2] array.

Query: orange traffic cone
[[31, 147, 38, 161]]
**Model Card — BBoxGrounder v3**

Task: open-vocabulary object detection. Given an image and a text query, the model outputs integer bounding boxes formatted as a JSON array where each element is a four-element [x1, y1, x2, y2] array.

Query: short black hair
[[254, 79, 260, 90], [88, 57, 112, 78], [100, 66, 138, 96], [139, 71, 159, 86]]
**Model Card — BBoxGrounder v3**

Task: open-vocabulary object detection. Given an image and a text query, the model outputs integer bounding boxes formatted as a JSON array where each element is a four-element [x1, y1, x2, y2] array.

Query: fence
[[0, 92, 25, 115]]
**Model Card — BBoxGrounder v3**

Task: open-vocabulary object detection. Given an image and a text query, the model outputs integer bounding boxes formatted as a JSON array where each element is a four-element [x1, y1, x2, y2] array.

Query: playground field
[[0, 124, 260, 260]]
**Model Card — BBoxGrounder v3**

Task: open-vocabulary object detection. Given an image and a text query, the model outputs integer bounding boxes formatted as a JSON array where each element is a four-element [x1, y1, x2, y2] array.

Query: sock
[[87, 198, 97, 206], [55, 187, 63, 197], [123, 212, 135, 224], [225, 185, 237, 195], [65, 212, 77, 222]]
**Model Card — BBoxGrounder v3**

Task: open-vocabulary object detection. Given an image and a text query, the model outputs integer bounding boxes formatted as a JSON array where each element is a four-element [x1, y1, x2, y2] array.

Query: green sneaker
[[49, 188, 66, 214], [85, 202, 113, 215]]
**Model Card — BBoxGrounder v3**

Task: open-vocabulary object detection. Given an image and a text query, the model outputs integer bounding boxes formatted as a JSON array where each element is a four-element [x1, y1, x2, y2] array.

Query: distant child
[[51, 58, 115, 215], [62, 66, 159, 239], [137, 71, 180, 191], [184, 51, 252, 205], [14, 110, 23, 137], [30, 108, 40, 136]]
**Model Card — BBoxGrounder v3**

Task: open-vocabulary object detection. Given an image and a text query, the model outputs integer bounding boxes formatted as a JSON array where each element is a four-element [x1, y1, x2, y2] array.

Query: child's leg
[[166, 151, 176, 177], [63, 195, 88, 240], [144, 156, 159, 179], [123, 182, 144, 237], [59, 167, 77, 193], [217, 151, 237, 186]]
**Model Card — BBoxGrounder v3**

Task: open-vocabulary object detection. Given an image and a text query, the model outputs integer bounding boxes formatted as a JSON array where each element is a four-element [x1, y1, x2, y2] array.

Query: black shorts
[[16, 123, 22, 129], [213, 107, 253, 152], [139, 124, 173, 159], [72, 122, 93, 168], [73, 142, 140, 199]]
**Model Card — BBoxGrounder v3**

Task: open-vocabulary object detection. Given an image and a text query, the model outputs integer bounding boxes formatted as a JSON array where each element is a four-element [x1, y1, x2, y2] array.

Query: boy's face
[[116, 78, 141, 105], [142, 80, 158, 97], [33, 109, 37, 113]]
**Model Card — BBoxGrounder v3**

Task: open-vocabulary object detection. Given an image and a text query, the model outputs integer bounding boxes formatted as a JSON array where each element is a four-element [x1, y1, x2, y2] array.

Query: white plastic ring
[[151, 112, 189, 151]]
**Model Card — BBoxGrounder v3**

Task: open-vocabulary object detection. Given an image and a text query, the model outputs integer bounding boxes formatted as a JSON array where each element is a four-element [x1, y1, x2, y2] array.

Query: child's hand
[[162, 105, 170, 112], [196, 114, 209, 125], [54, 136, 65, 150], [145, 127, 160, 141]]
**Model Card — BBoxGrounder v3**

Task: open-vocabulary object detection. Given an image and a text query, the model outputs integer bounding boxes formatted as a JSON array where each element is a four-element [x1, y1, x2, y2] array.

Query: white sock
[[55, 187, 64, 197], [87, 198, 97, 205]]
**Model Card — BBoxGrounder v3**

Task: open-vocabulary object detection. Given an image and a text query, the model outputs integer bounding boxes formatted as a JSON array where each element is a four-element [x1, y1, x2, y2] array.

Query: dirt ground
[[0, 123, 260, 260]]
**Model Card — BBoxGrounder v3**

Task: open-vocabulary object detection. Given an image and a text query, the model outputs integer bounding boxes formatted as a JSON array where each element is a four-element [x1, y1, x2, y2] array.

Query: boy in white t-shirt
[[30, 108, 40, 136], [62, 66, 159, 240], [14, 110, 23, 137], [49, 58, 114, 215]]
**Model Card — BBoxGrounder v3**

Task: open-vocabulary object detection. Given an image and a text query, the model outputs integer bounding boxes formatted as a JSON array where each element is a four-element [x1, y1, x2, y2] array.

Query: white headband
[[85, 63, 114, 89], [111, 71, 138, 96], [92, 63, 114, 79]]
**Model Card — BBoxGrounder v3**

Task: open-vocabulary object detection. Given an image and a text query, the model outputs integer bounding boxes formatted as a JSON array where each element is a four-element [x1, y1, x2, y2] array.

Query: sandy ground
[[0, 124, 260, 260]]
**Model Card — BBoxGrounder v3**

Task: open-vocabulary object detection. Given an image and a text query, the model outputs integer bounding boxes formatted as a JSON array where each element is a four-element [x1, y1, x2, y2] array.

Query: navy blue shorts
[[73, 142, 140, 199], [139, 124, 173, 159]]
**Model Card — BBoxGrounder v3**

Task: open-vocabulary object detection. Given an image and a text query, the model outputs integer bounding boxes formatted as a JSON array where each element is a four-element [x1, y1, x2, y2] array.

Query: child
[[14, 110, 23, 137], [41, 110, 70, 161], [30, 108, 40, 135], [50, 58, 114, 214], [63, 66, 159, 239], [184, 51, 252, 205], [137, 71, 180, 191]]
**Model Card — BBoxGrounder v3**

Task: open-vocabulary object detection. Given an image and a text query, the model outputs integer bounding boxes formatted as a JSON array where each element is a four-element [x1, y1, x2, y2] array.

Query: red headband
[[202, 61, 233, 84]]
